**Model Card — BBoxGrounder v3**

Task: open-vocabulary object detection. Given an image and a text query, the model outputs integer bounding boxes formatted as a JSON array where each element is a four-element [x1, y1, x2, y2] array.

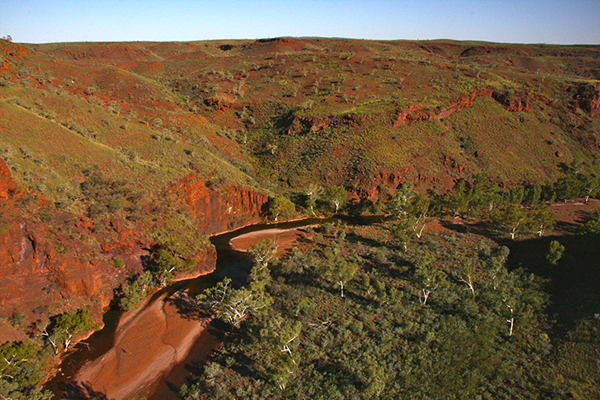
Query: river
[[46, 215, 383, 399]]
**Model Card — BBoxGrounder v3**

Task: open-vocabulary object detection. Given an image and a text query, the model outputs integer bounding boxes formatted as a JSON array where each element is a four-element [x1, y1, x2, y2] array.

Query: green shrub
[[113, 255, 124, 268], [120, 282, 147, 311], [546, 240, 565, 265], [578, 210, 600, 235]]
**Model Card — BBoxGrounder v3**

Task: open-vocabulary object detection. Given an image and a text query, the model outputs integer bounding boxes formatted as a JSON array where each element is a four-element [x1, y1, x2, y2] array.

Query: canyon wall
[[0, 160, 269, 327], [170, 174, 270, 233]]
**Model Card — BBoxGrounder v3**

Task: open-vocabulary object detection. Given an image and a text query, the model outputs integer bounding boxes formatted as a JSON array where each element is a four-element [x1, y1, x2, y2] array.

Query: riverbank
[[229, 226, 311, 255], [71, 290, 212, 400], [53, 220, 321, 399], [50, 201, 600, 399]]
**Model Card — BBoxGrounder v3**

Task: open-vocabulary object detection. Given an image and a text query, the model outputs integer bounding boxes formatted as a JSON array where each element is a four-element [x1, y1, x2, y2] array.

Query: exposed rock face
[[360, 171, 407, 200], [284, 113, 364, 135], [0, 161, 268, 326], [394, 90, 494, 126], [0, 184, 150, 320], [492, 91, 532, 112], [0, 214, 124, 319], [392, 89, 537, 127], [0, 158, 18, 199], [170, 175, 270, 233], [436, 90, 495, 119]]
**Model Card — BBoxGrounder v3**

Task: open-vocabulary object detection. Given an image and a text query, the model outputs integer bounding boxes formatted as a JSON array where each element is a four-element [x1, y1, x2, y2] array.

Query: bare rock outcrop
[[0, 158, 18, 199], [0, 159, 268, 329], [570, 81, 600, 116], [392, 89, 537, 127], [170, 175, 269, 233]]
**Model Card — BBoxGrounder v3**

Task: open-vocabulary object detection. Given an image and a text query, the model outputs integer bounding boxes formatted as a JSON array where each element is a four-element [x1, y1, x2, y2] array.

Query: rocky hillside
[[0, 37, 599, 341]]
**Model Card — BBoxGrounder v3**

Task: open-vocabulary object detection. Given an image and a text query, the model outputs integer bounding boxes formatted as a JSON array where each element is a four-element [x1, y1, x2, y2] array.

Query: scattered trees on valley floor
[[271, 166, 600, 242], [180, 166, 600, 399], [3, 164, 600, 398], [182, 220, 584, 398]]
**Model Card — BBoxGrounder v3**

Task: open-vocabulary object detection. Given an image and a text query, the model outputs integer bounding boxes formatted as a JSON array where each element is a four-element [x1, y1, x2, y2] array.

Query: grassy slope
[[1, 37, 600, 398], [0, 84, 257, 208], [4, 38, 596, 197], [138, 38, 600, 192], [0, 37, 598, 245]]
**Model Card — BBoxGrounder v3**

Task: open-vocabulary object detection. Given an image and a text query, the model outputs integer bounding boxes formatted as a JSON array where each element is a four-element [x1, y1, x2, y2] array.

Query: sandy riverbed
[[66, 201, 600, 399], [63, 228, 309, 400], [72, 290, 211, 400], [229, 227, 308, 254]]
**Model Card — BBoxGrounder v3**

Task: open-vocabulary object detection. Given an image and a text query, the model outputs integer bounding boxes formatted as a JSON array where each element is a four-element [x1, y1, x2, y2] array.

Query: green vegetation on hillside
[[0, 308, 96, 399], [0, 37, 599, 397]]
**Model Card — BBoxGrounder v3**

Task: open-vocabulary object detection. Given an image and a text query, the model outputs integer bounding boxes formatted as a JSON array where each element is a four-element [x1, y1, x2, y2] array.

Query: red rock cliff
[[0, 162, 267, 329], [0, 157, 145, 319], [170, 175, 270, 233], [0, 158, 18, 199], [393, 89, 535, 127], [0, 218, 124, 318]]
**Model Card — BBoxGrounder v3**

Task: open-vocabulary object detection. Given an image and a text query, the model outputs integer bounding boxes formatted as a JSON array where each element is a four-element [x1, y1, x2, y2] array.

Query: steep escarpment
[[393, 90, 494, 126], [170, 175, 269, 233], [0, 156, 269, 337], [0, 159, 146, 321], [0, 215, 129, 319], [569, 81, 600, 116], [392, 89, 541, 126], [0, 157, 18, 198]]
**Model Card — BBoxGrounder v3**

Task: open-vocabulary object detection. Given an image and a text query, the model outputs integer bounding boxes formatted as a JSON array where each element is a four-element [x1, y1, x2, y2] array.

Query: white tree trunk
[[503, 299, 515, 336], [507, 317, 514, 336], [510, 218, 524, 240], [536, 223, 545, 237], [42, 330, 59, 354], [422, 288, 432, 305], [416, 223, 427, 238], [459, 275, 475, 297]]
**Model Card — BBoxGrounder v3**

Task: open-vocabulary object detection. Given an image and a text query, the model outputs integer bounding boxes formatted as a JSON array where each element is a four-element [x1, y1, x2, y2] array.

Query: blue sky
[[2, 0, 599, 44]]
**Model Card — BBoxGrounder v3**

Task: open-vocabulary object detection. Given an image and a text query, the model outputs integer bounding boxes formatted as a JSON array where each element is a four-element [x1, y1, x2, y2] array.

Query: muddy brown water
[[47, 215, 382, 399]]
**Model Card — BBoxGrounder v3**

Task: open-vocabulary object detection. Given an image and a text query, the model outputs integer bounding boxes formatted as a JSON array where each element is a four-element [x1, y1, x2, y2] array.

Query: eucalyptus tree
[[268, 195, 295, 221], [0, 342, 52, 399], [479, 243, 510, 290], [196, 276, 273, 328], [529, 206, 556, 237], [260, 316, 302, 360], [325, 185, 348, 213], [322, 252, 358, 298], [581, 173, 600, 204], [304, 183, 324, 215], [413, 249, 446, 305], [387, 182, 415, 218], [250, 239, 279, 269], [39, 309, 95, 355], [490, 204, 528, 240], [456, 257, 477, 297]]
